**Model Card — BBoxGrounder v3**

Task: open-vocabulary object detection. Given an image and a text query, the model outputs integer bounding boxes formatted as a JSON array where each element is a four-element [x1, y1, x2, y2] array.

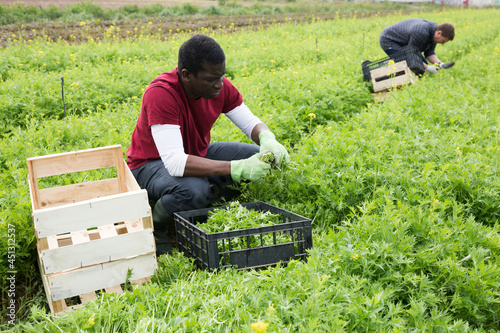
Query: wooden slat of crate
[[46, 235, 59, 250], [27, 145, 126, 211], [105, 285, 124, 294], [71, 230, 90, 244], [37, 178, 120, 209], [79, 292, 98, 304], [113, 146, 127, 194], [48, 253, 157, 302], [125, 218, 145, 233], [125, 163, 141, 191], [33, 190, 150, 238], [373, 74, 415, 93], [39, 254, 87, 314], [132, 277, 150, 285], [371, 60, 416, 93], [37, 218, 152, 251], [370, 60, 408, 80], [98, 224, 118, 238], [51, 278, 152, 315], [41, 229, 155, 274], [53, 279, 151, 314], [27, 145, 124, 179], [38, 255, 59, 314]]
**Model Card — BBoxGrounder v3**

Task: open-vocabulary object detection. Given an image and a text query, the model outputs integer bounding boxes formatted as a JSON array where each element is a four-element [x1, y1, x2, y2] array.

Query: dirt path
[[0, 0, 275, 8], [0, 8, 426, 49], [0, 12, 349, 48]]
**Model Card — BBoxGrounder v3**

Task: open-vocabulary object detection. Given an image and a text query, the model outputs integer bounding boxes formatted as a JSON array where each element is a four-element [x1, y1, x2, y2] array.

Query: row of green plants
[[0, 7, 499, 331], [1, 7, 497, 137], [0, 1, 272, 25], [0, 0, 434, 26]]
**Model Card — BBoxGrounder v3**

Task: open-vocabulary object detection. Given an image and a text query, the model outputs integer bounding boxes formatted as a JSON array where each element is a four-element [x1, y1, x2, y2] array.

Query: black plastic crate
[[362, 46, 425, 82], [174, 201, 313, 270]]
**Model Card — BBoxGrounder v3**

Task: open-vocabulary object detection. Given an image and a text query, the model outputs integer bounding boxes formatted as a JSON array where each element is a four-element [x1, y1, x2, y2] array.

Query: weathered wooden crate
[[27, 145, 157, 315], [371, 60, 417, 93]]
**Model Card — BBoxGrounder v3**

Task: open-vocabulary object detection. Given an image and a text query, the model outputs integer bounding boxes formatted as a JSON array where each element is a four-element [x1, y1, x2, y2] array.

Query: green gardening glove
[[230, 152, 272, 182], [259, 130, 290, 168]]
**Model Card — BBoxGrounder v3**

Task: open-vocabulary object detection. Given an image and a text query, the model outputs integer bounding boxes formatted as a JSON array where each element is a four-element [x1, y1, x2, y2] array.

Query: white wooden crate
[[27, 145, 157, 314], [371, 60, 417, 93]]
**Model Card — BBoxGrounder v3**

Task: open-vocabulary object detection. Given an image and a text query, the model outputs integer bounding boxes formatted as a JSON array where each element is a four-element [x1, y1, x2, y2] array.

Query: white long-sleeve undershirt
[[151, 124, 187, 177], [225, 103, 262, 139]]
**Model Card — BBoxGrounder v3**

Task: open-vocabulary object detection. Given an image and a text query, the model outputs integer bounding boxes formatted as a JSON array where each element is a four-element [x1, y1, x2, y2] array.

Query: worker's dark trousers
[[131, 142, 259, 216], [383, 48, 428, 64]]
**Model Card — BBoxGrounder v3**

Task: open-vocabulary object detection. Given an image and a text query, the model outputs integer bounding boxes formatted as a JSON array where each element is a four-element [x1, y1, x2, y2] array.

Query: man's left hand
[[426, 65, 439, 74], [259, 130, 290, 168]]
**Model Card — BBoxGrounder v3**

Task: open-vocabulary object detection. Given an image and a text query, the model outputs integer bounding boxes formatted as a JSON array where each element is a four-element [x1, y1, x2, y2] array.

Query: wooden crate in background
[[27, 145, 157, 314], [371, 60, 417, 93]]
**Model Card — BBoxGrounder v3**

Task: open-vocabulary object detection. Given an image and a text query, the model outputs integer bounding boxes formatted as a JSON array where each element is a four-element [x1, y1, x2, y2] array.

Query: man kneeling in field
[[126, 35, 289, 255], [379, 18, 455, 74]]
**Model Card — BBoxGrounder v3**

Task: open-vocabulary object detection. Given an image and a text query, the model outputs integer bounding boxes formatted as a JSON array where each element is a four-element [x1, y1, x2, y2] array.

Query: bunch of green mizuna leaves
[[197, 201, 291, 251]]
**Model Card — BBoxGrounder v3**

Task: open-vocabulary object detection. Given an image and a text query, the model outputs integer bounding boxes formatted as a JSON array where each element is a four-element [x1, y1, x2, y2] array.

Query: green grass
[[1, 7, 499, 332]]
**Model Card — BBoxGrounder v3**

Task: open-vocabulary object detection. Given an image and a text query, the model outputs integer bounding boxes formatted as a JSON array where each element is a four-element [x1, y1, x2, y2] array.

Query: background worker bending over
[[379, 18, 455, 74]]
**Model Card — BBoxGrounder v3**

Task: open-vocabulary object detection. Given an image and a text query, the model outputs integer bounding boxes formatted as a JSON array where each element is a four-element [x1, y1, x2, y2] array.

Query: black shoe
[[155, 238, 173, 256], [152, 199, 175, 255]]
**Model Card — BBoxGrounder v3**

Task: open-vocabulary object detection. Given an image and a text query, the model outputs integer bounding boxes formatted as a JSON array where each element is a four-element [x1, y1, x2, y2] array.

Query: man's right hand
[[230, 152, 272, 182], [426, 65, 439, 74]]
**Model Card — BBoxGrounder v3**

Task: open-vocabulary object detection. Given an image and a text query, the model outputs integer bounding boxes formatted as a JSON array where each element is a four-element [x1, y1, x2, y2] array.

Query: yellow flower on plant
[[267, 302, 276, 316], [308, 113, 316, 119], [320, 274, 330, 283], [250, 320, 269, 333], [387, 60, 395, 65], [83, 317, 95, 329]]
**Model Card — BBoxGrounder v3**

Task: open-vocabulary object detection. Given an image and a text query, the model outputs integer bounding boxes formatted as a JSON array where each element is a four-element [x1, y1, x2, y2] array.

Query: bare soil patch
[[0, 8, 420, 48], [0, 12, 339, 47], [0, 0, 272, 8]]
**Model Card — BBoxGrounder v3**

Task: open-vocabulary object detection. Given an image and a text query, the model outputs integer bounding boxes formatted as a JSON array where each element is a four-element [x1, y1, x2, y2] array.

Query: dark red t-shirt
[[127, 68, 243, 170]]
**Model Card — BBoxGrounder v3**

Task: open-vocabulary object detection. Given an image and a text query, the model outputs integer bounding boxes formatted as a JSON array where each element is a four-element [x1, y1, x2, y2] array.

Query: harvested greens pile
[[198, 201, 281, 233], [196, 202, 292, 251]]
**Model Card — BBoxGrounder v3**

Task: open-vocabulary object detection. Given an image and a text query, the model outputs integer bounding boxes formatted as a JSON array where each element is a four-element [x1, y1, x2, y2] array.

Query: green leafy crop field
[[1, 6, 499, 332]]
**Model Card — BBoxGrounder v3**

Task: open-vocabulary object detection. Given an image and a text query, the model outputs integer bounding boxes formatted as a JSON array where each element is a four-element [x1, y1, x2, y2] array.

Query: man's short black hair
[[178, 35, 225, 76]]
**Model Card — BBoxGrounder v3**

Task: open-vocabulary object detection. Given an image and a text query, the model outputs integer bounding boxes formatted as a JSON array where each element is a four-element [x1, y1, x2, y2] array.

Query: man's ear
[[181, 68, 192, 82]]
